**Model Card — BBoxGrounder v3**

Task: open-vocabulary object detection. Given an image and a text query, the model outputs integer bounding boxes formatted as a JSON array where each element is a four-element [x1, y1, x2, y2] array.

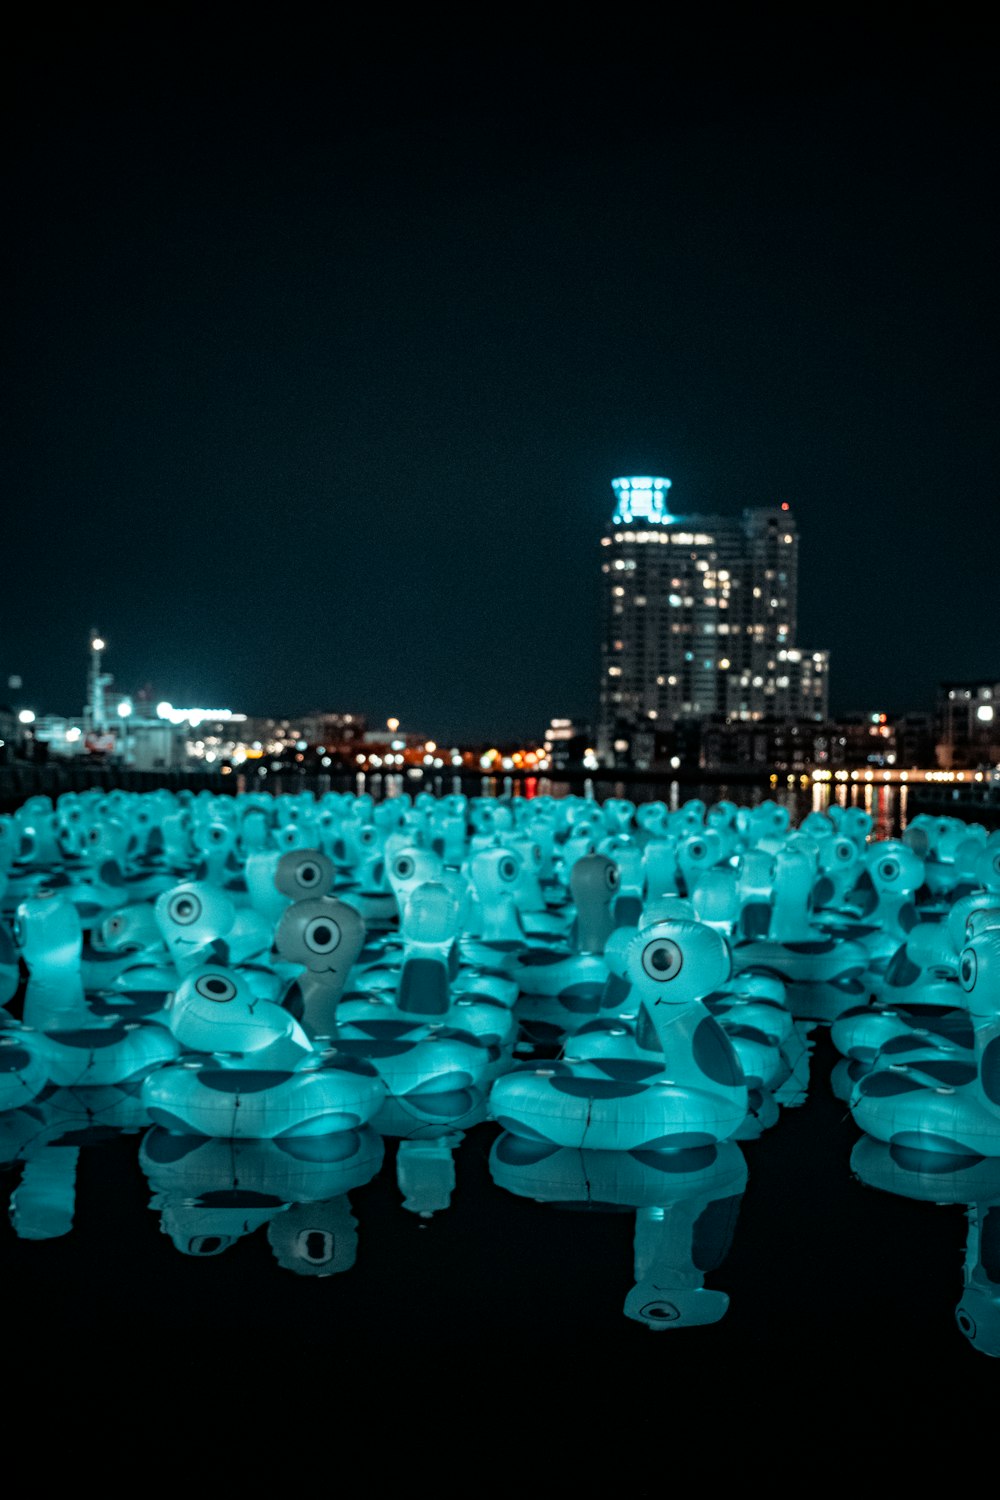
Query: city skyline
[[597, 478, 828, 760], [3, 23, 997, 739]]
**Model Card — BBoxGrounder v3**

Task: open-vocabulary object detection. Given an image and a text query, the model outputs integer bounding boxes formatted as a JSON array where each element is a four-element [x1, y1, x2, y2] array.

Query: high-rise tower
[[598, 476, 828, 761]]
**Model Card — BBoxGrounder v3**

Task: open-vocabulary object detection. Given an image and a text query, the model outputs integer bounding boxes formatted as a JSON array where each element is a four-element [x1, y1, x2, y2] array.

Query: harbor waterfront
[[5, 756, 998, 828], [1, 777, 997, 1387]]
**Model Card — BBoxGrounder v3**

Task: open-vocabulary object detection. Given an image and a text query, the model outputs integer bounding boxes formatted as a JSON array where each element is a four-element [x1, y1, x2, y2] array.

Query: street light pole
[[117, 700, 133, 766], [89, 631, 107, 731]]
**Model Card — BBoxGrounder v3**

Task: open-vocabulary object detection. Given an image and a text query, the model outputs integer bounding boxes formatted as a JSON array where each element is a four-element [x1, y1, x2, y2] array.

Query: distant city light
[[977, 704, 994, 722], [117, 701, 133, 718], [17, 709, 35, 725], [387, 717, 400, 732], [91, 636, 106, 652], [156, 702, 247, 726]]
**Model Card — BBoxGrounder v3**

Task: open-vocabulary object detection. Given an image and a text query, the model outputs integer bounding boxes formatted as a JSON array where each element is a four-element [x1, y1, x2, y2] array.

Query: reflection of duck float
[[489, 918, 748, 1150], [490, 1133, 747, 1329], [851, 1134, 1000, 1357], [139, 1124, 384, 1262], [3, 1082, 152, 1240]]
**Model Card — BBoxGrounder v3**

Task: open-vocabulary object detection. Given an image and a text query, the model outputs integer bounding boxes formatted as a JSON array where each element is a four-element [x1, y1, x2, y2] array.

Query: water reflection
[[852, 1136, 1000, 1357], [139, 1127, 384, 1273], [3, 1083, 149, 1239], [489, 1136, 747, 1329], [356, 773, 911, 841]]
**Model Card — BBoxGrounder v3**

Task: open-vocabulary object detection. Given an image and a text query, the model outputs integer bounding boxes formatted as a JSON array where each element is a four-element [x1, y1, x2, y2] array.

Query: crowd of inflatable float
[[1, 788, 998, 1348]]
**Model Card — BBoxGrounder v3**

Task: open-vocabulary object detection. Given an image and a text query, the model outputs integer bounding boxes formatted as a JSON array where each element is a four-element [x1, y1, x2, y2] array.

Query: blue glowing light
[[611, 476, 673, 525]]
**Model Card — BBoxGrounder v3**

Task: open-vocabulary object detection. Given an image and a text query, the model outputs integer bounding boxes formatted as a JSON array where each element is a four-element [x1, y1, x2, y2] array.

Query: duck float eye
[[296, 861, 321, 888], [194, 974, 237, 1003], [879, 860, 898, 880], [169, 893, 202, 926], [837, 843, 852, 860], [639, 1300, 681, 1322], [960, 950, 978, 991], [395, 857, 414, 878], [606, 866, 619, 890], [189, 1235, 228, 1256], [642, 938, 683, 981], [993, 855, 1000, 876], [296, 1228, 335, 1265], [499, 857, 517, 880], [957, 1308, 977, 1338], [305, 917, 341, 955]]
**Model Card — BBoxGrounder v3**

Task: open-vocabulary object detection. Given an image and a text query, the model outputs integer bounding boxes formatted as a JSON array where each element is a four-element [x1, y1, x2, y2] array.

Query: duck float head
[[154, 881, 237, 973], [275, 896, 367, 1041], [166, 965, 312, 1068]]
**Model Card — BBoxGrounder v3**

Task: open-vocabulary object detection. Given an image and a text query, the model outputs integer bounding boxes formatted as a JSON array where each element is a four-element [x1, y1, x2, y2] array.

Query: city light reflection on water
[[355, 771, 909, 840]]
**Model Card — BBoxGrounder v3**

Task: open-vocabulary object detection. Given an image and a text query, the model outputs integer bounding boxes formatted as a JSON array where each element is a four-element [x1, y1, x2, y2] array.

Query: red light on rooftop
[[780, 502, 790, 511]]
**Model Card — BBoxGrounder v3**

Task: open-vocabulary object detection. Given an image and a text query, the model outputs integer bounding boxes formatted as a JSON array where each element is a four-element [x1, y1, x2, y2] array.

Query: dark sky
[[3, 16, 997, 740]]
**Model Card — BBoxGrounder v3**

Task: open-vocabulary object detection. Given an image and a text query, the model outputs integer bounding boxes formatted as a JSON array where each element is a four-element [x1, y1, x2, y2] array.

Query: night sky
[[4, 17, 997, 740]]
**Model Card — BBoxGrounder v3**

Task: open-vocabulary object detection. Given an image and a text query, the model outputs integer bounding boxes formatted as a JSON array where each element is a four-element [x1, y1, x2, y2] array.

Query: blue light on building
[[611, 476, 674, 525]]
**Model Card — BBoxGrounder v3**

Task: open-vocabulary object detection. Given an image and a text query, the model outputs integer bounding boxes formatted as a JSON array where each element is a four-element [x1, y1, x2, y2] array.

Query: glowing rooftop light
[[91, 636, 106, 652], [611, 476, 674, 526], [156, 702, 245, 726]]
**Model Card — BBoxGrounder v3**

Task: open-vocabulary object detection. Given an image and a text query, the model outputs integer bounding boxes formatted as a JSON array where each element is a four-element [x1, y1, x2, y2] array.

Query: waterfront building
[[542, 718, 592, 770], [936, 681, 1000, 769], [598, 476, 829, 764]]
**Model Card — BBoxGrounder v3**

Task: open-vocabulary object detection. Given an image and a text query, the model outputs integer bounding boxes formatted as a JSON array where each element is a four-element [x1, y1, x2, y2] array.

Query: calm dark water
[[2, 777, 990, 1406], [0, 1028, 985, 1388]]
